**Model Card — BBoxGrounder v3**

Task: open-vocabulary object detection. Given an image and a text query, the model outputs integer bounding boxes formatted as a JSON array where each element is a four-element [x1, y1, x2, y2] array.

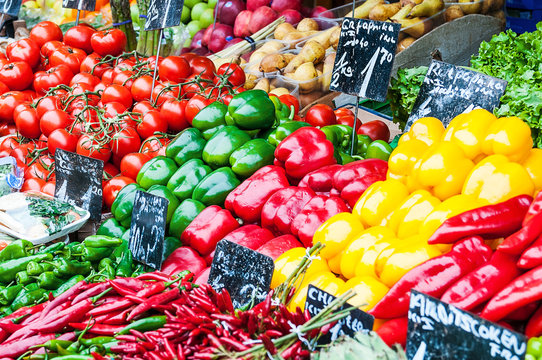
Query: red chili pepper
[[30, 298, 94, 333], [39, 280, 86, 320], [440, 251, 521, 311], [375, 317, 408, 348], [181, 206, 239, 256], [428, 195, 532, 244], [0, 333, 55, 358], [88, 298, 133, 317], [225, 165, 289, 223], [69, 322, 124, 335], [71, 282, 110, 305], [481, 264, 542, 321], [136, 272, 173, 282], [518, 233, 542, 269], [526, 305, 542, 338], [281, 341, 301, 359], [370, 237, 492, 318], [298, 164, 342, 196], [498, 211, 542, 255], [112, 277, 147, 291], [291, 195, 349, 247], [161, 247, 207, 277], [127, 288, 180, 321], [108, 279, 137, 296], [256, 235, 302, 260], [261, 187, 316, 236]]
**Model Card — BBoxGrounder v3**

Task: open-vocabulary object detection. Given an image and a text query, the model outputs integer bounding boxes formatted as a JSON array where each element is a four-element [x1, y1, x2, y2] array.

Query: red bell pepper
[[195, 267, 210, 285], [370, 237, 492, 319], [181, 206, 239, 256], [208, 225, 275, 259], [498, 211, 542, 255], [526, 305, 542, 338], [256, 235, 302, 260], [161, 247, 207, 277], [291, 195, 349, 247], [524, 190, 542, 225], [261, 187, 316, 236], [481, 264, 542, 321], [274, 127, 337, 181], [298, 164, 342, 196], [225, 166, 289, 224], [518, 233, 542, 269], [375, 317, 408, 348], [331, 159, 388, 208], [427, 195, 532, 244], [440, 251, 521, 311]]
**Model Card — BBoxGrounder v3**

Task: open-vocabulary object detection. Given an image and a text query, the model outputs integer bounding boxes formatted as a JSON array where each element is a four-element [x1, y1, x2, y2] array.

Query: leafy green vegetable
[[387, 66, 428, 131], [27, 197, 76, 235], [471, 23, 542, 147]]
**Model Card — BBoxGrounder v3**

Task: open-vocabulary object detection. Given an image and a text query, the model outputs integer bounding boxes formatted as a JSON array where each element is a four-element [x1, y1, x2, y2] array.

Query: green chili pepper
[[192, 167, 240, 206], [0, 239, 33, 261], [41, 339, 74, 351], [166, 127, 207, 166], [26, 260, 45, 276], [168, 199, 205, 239], [113, 240, 133, 278], [80, 336, 115, 346], [52, 275, 85, 297], [166, 159, 212, 202], [15, 271, 31, 285], [0, 284, 23, 305], [10, 288, 47, 311], [0, 253, 52, 283], [192, 101, 229, 140], [118, 315, 167, 335], [99, 258, 116, 279], [81, 247, 113, 263], [147, 185, 181, 224], [53, 259, 92, 278], [36, 242, 65, 255], [50, 356, 93, 360], [83, 235, 123, 248], [229, 138, 275, 178], [37, 271, 64, 290], [96, 218, 126, 238]]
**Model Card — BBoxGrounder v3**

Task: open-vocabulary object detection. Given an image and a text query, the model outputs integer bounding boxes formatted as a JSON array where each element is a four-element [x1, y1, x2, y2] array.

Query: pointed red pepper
[[375, 317, 408, 348], [526, 305, 542, 338], [524, 190, 542, 225], [498, 211, 542, 255], [517, 233, 542, 269]]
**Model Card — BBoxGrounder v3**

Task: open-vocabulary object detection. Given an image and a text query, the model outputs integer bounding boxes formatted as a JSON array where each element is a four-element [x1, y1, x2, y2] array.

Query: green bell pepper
[[321, 124, 357, 155], [366, 140, 393, 161], [168, 199, 206, 239], [270, 95, 294, 123], [166, 159, 212, 202], [357, 134, 372, 158], [267, 121, 311, 147], [192, 167, 240, 206], [192, 101, 228, 140], [136, 156, 178, 190], [162, 237, 182, 260], [165, 127, 207, 166], [226, 90, 276, 130], [229, 139, 275, 178], [202, 126, 251, 169], [147, 185, 181, 224], [96, 218, 126, 238], [111, 183, 143, 228]]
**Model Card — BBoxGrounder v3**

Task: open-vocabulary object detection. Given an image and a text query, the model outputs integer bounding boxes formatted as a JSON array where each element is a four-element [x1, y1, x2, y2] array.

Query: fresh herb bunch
[[387, 66, 428, 131], [27, 197, 76, 235]]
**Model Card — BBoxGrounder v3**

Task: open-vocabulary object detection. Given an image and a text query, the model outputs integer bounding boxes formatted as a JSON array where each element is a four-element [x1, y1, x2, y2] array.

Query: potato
[[254, 78, 270, 92], [397, 37, 416, 52], [330, 27, 341, 50], [259, 54, 290, 73], [284, 40, 326, 73], [269, 87, 290, 97], [296, 18, 319, 32], [274, 23, 297, 41], [244, 73, 259, 90], [401, 0, 423, 6], [369, 3, 402, 21], [458, 0, 482, 14], [410, 0, 445, 17], [249, 50, 268, 64], [445, 5, 464, 22]]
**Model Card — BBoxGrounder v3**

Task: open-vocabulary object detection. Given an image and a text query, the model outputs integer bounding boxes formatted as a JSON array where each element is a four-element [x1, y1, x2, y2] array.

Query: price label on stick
[[129, 191, 168, 270], [208, 240, 274, 310], [145, 0, 184, 31], [305, 285, 374, 344], [330, 18, 401, 102], [54, 149, 104, 221], [62, 0, 96, 11], [0, 0, 22, 17], [406, 290, 527, 360], [406, 60, 507, 130]]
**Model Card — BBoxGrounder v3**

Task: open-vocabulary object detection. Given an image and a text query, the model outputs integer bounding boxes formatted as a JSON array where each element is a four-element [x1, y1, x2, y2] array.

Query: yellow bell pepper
[[385, 190, 441, 238], [387, 139, 430, 186], [314, 213, 364, 261], [328, 252, 343, 275], [442, 109, 496, 160], [412, 141, 475, 200], [379, 242, 442, 288], [271, 247, 330, 289], [340, 226, 396, 279], [353, 180, 410, 228], [288, 271, 345, 312], [374, 234, 425, 276], [355, 237, 400, 279], [341, 276, 389, 311], [462, 154, 535, 204], [522, 148, 542, 191], [398, 117, 444, 147], [482, 116, 533, 162]]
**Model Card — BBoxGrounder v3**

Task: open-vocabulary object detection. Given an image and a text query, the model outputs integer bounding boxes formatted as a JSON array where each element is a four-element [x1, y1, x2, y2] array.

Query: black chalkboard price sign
[[406, 60, 507, 129], [305, 285, 374, 344], [406, 291, 527, 360], [0, 0, 22, 17], [208, 240, 274, 309], [330, 18, 401, 102], [62, 0, 96, 11], [54, 149, 104, 221], [129, 191, 168, 270], [145, 0, 184, 31]]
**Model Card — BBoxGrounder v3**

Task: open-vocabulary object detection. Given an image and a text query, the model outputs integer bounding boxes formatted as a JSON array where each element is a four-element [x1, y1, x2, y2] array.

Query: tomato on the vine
[[21, 178, 46, 192], [0, 62, 33, 91], [140, 136, 169, 158], [15, 106, 40, 138], [47, 128, 79, 155], [152, 82, 180, 107], [41, 181, 55, 196], [6, 38, 41, 69], [185, 94, 213, 124], [112, 70, 135, 90], [120, 152, 151, 180], [216, 63, 245, 87], [33, 65, 74, 95], [91, 29, 127, 57], [103, 162, 120, 179], [101, 101, 128, 118], [0, 135, 19, 152], [131, 75, 153, 102], [101, 84, 133, 110], [189, 56, 216, 78], [63, 25, 96, 54], [30, 21, 63, 48], [40, 109, 72, 137], [70, 72, 100, 87], [159, 56, 190, 83], [0, 123, 16, 137], [35, 96, 61, 118], [160, 98, 188, 132], [76, 134, 111, 162], [80, 53, 112, 78], [305, 104, 337, 127], [0, 91, 26, 123], [49, 47, 86, 75], [103, 175, 135, 208], [334, 108, 358, 130], [133, 101, 155, 116], [110, 126, 141, 159], [137, 110, 167, 139]]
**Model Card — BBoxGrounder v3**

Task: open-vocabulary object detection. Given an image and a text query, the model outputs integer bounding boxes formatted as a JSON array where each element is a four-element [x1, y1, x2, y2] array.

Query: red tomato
[[305, 104, 337, 127], [103, 175, 135, 208], [133, 101, 155, 115], [41, 181, 55, 196], [47, 128, 79, 155], [0, 123, 16, 137], [137, 110, 167, 139], [101, 101, 128, 117], [279, 94, 300, 115], [22, 90, 38, 101], [80, 53, 112, 78], [101, 84, 133, 109], [159, 56, 190, 83], [181, 73, 211, 98], [110, 126, 141, 159], [144, 56, 162, 71], [120, 152, 151, 181], [0, 91, 26, 123], [77, 134, 111, 162], [6, 38, 40, 69], [103, 162, 120, 179], [0, 62, 33, 91], [160, 98, 188, 132], [112, 70, 135, 90], [357, 120, 390, 142], [185, 94, 212, 124], [49, 47, 86, 75], [152, 82, 179, 107], [30, 21, 63, 48], [140, 136, 169, 158], [25, 160, 50, 180], [63, 25, 96, 54], [216, 63, 245, 87], [10, 142, 35, 166], [91, 29, 126, 57], [0, 135, 19, 152], [21, 178, 46, 192], [0, 80, 9, 96], [130, 75, 153, 102], [40, 109, 72, 137], [33, 65, 73, 95], [100, 68, 115, 85], [189, 56, 216, 78], [13, 102, 32, 121], [335, 108, 358, 130], [178, 53, 197, 63], [15, 106, 40, 138], [35, 96, 61, 117], [70, 72, 100, 87], [40, 40, 64, 58]]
